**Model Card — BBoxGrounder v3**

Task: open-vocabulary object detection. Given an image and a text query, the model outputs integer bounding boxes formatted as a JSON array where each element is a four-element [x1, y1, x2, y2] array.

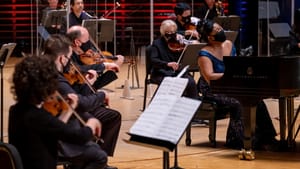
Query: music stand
[[213, 15, 241, 31], [82, 19, 114, 43], [42, 9, 67, 28], [0, 43, 16, 142], [225, 31, 238, 43], [180, 43, 207, 72]]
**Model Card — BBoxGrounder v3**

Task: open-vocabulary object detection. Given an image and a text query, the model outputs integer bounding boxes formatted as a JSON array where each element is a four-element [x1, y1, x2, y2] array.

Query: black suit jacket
[[8, 103, 94, 169]]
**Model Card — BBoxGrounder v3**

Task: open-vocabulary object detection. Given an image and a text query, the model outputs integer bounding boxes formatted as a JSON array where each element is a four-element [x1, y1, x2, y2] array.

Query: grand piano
[[211, 56, 300, 160]]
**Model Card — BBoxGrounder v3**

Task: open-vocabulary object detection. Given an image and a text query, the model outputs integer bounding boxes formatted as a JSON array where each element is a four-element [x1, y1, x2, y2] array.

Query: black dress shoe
[[104, 165, 118, 169]]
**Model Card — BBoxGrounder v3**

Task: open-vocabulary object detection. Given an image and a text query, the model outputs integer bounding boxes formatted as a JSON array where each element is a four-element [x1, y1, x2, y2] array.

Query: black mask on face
[[213, 30, 226, 42], [182, 15, 191, 24], [164, 33, 177, 41], [80, 41, 92, 52], [62, 58, 71, 74]]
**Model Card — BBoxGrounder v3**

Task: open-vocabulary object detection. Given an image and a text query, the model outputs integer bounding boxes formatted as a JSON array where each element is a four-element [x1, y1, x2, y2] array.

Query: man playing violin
[[150, 19, 198, 99], [66, 25, 122, 89], [44, 34, 121, 169], [8, 55, 107, 169], [174, 2, 200, 41]]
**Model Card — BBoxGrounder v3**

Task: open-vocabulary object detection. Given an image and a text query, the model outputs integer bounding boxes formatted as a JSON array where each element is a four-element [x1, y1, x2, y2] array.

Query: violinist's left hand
[[85, 69, 97, 85]]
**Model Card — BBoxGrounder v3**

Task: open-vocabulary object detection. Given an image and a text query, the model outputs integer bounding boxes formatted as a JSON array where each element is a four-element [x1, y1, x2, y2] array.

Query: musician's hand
[[115, 54, 124, 66], [85, 70, 97, 85], [104, 62, 120, 72], [167, 62, 179, 71], [185, 30, 200, 40], [86, 118, 102, 137], [98, 90, 110, 106], [66, 93, 79, 109]]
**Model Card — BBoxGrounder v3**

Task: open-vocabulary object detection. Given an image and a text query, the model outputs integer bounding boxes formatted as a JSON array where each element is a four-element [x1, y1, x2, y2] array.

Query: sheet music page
[[154, 77, 187, 97], [129, 77, 201, 144]]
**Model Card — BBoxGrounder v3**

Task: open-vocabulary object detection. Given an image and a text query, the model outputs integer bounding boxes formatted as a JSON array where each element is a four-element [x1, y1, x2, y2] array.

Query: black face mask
[[213, 30, 226, 42], [182, 15, 191, 24], [62, 58, 71, 74], [80, 41, 92, 52], [164, 33, 177, 41]]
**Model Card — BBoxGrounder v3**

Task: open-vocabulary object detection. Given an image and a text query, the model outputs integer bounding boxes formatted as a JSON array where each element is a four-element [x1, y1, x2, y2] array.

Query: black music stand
[[224, 31, 238, 43], [180, 43, 207, 73], [82, 19, 114, 43], [0, 43, 16, 142], [213, 15, 241, 31], [42, 9, 67, 28]]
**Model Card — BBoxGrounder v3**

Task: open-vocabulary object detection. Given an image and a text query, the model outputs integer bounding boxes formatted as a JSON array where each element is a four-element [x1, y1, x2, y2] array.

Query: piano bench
[[185, 100, 230, 147]]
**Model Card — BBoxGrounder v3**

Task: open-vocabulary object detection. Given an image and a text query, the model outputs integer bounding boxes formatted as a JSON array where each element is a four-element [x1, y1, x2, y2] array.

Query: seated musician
[[8, 55, 107, 169], [150, 19, 198, 99], [197, 19, 279, 150], [60, 0, 124, 68], [43, 34, 121, 169], [60, 0, 93, 34], [174, 2, 200, 41], [40, 0, 64, 34], [66, 25, 121, 89]]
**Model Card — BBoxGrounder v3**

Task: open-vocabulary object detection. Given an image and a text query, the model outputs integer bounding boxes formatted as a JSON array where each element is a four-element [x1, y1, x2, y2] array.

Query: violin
[[43, 91, 69, 117], [42, 91, 104, 143], [80, 49, 115, 65], [79, 37, 116, 65], [63, 61, 97, 93], [167, 38, 186, 52]]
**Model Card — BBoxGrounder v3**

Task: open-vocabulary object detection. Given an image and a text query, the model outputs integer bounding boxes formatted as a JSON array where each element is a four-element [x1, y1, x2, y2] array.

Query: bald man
[[66, 25, 122, 89]]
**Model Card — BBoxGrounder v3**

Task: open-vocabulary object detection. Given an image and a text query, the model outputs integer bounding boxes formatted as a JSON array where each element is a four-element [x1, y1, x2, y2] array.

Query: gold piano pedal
[[238, 149, 255, 160]]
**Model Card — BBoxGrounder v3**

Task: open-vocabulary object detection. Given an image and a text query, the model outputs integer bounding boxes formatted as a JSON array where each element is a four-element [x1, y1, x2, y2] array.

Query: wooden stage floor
[[1, 56, 300, 169]]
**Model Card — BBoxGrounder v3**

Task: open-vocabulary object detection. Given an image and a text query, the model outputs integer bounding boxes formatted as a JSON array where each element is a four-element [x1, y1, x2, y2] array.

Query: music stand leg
[[0, 66, 3, 142], [163, 151, 169, 169], [126, 28, 140, 89], [170, 146, 183, 169]]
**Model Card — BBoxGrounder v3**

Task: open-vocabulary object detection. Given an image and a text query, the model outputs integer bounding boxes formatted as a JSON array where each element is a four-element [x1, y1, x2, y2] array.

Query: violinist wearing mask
[[150, 19, 198, 100], [174, 2, 200, 41], [44, 34, 121, 169], [66, 25, 122, 89], [8, 55, 107, 169]]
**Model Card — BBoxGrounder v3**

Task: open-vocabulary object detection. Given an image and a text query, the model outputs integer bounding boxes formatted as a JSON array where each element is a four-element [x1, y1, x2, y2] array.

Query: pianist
[[197, 19, 279, 150]]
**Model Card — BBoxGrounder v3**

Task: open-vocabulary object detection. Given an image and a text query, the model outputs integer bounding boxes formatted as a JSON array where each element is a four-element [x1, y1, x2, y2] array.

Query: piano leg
[[238, 105, 256, 160], [287, 96, 297, 148], [279, 97, 287, 142]]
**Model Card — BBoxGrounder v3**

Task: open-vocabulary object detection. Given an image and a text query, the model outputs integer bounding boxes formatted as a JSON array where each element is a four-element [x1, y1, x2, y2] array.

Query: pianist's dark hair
[[197, 19, 214, 43]]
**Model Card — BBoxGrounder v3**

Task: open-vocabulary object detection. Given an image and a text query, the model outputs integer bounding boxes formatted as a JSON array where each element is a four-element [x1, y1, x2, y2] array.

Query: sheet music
[[129, 77, 201, 144]]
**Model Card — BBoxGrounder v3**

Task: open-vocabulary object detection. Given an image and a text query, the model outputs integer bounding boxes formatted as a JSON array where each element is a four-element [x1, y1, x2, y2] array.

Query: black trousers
[[58, 118, 108, 169], [90, 106, 122, 156]]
